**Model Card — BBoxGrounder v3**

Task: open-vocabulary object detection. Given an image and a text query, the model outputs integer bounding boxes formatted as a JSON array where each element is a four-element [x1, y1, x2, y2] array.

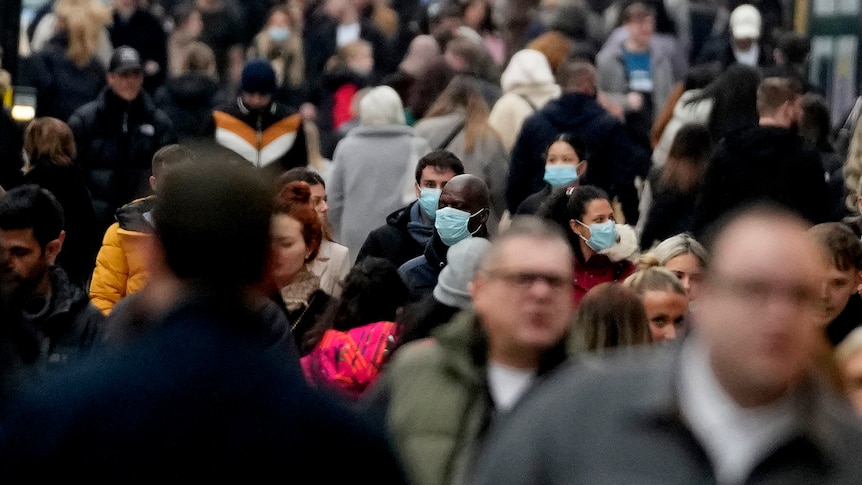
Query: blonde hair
[[249, 4, 305, 87], [623, 253, 686, 296], [23, 117, 77, 172], [181, 41, 218, 79], [54, 0, 112, 66], [424, 75, 499, 153], [325, 40, 372, 73]]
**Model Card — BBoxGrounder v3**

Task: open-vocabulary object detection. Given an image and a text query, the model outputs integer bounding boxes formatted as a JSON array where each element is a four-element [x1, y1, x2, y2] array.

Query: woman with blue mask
[[247, 5, 307, 109], [516, 134, 588, 215], [539, 185, 635, 304]]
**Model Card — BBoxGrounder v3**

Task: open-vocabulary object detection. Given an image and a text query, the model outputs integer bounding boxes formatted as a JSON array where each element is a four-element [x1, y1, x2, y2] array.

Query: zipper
[[256, 115, 262, 167]]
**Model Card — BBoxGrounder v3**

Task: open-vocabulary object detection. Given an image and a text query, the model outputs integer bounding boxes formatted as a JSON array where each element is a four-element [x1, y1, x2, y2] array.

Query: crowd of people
[[2, 0, 862, 481]]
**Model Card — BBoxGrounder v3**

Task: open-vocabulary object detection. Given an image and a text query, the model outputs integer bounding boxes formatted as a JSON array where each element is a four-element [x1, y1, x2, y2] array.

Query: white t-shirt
[[487, 362, 536, 412], [678, 340, 803, 485]]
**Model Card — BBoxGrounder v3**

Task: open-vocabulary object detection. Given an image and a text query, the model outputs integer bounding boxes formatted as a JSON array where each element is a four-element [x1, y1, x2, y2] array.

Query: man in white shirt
[[473, 205, 862, 485]]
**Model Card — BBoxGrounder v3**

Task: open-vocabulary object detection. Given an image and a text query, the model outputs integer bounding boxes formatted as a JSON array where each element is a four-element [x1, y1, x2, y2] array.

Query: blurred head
[[338, 40, 374, 77], [471, 216, 575, 368], [621, 2, 655, 50], [150, 144, 195, 193], [696, 206, 824, 407], [757, 77, 802, 127], [270, 181, 324, 288], [0, 186, 65, 297], [624, 255, 688, 342], [107, 46, 144, 102], [556, 60, 597, 96], [22, 117, 76, 172], [798, 93, 833, 152], [835, 328, 862, 415], [808, 223, 862, 323], [279, 168, 330, 232], [328, 257, 409, 331], [729, 4, 762, 47], [570, 282, 652, 352], [359, 86, 405, 126], [240, 59, 277, 110], [180, 41, 217, 79], [652, 233, 708, 301]]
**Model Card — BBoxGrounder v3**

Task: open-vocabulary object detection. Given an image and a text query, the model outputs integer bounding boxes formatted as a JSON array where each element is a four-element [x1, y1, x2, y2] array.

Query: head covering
[[433, 237, 492, 309], [241, 59, 277, 94], [109, 46, 143, 74], [399, 35, 440, 78], [500, 49, 557, 92], [359, 86, 406, 126], [729, 4, 762, 40]]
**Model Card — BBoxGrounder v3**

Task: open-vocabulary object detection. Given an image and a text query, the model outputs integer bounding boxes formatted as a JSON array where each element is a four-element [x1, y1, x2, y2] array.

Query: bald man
[[399, 174, 491, 301], [473, 205, 862, 484]]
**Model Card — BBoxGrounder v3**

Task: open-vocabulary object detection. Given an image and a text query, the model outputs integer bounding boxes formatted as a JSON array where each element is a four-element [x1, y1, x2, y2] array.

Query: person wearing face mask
[[247, 5, 307, 110], [545, 184, 635, 304], [399, 174, 492, 302], [357, 150, 465, 267], [516, 134, 588, 215]]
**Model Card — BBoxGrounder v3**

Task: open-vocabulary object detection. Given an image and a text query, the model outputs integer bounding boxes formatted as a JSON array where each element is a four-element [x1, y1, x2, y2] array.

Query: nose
[[320, 199, 329, 214]]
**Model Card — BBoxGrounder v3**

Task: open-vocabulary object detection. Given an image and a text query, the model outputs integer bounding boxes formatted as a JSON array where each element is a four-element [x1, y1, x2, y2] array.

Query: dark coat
[[0, 108, 23, 190], [693, 125, 830, 237], [398, 234, 450, 302], [22, 165, 97, 287], [507, 93, 649, 223], [639, 167, 699, 251], [0, 296, 407, 482], [356, 202, 431, 268], [26, 35, 106, 121], [154, 73, 221, 140], [68, 88, 176, 232], [695, 34, 774, 71]]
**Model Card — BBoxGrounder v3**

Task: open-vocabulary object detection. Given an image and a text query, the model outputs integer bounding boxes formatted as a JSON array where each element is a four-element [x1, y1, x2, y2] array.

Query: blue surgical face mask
[[435, 207, 485, 246], [543, 164, 579, 187], [268, 26, 290, 42], [577, 220, 617, 252], [418, 188, 441, 221]]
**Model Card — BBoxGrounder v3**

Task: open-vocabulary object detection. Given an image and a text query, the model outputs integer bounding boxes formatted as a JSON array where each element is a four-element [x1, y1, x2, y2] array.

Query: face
[[269, 214, 309, 288], [242, 92, 273, 111], [818, 260, 861, 323], [309, 183, 329, 226], [570, 198, 614, 247], [627, 15, 655, 48], [695, 216, 823, 407], [268, 10, 290, 28], [348, 47, 374, 76], [414, 166, 457, 198], [438, 178, 488, 233], [107, 70, 144, 102], [664, 253, 706, 301], [840, 351, 862, 415], [733, 37, 755, 51], [642, 289, 688, 342], [0, 228, 57, 297], [472, 237, 575, 367], [545, 141, 580, 167]]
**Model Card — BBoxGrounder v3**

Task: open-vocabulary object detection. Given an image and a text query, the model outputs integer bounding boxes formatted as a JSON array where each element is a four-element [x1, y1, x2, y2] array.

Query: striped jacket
[[212, 97, 308, 173]]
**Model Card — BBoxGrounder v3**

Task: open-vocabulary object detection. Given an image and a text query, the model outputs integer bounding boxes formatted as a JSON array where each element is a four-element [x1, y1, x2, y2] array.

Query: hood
[[115, 196, 156, 233], [164, 74, 220, 105], [501, 49, 558, 92], [543, 93, 607, 129]]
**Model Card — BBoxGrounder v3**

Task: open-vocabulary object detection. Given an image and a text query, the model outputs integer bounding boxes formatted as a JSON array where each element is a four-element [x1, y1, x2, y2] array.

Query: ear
[[149, 175, 157, 193], [576, 160, 588, 177], [414, 182, 421, 200], [569, 218, 581, 235], [45, 230, 65, 265], [476, 207, 490, 226], [855, 271, 862, 293]]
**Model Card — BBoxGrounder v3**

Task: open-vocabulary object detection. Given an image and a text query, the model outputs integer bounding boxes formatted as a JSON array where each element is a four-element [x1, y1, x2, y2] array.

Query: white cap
[[730, 4, 762, 40]]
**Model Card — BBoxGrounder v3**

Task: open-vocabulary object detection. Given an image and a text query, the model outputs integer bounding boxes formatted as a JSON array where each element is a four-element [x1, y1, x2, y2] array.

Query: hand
[[627, 92, 644, 111]]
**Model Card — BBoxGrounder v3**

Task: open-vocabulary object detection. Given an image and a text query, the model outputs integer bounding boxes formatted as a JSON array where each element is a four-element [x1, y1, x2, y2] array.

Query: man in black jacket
[[693, 77, 829, 236], [68, 46, 176, 234], [0, 185, 103, 372], [356, 150, 463, 267]]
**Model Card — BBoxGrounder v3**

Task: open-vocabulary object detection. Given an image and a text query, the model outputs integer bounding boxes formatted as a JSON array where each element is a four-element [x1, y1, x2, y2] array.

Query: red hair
[[275, 181, 323, 261]]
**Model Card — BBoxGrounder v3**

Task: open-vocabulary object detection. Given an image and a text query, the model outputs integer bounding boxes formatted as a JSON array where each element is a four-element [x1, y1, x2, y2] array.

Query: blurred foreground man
[[0, 163, 406, 482], [370, 217, 577, 485], [473, 206, 862, 484]]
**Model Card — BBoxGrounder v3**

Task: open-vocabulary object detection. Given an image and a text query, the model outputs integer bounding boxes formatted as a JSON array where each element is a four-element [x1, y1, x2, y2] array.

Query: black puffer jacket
[[154, 73, 221, 140], [68, 88, 175, 232]]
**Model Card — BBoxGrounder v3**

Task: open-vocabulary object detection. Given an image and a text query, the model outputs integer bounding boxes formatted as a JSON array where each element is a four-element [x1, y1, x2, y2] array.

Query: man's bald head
[[439, 174, 491, 236]]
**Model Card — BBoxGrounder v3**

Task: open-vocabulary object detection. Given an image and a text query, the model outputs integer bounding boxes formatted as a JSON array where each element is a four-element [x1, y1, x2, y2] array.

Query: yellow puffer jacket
[[89, 197, 155, 315]]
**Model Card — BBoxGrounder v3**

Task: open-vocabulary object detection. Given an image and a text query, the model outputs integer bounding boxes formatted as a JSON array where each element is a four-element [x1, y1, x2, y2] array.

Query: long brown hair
[[424, 75, 500, 153], [23, 117, 76, 172], [658, 123, 711, 193]]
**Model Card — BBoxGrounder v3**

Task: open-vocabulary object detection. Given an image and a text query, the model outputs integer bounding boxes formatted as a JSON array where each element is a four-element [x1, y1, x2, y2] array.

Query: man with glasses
[[368, 216, 577, 485], [473, 205, 862, 485]]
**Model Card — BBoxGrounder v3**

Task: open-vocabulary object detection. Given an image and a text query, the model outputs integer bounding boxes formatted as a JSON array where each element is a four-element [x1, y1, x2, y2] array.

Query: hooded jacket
[[89, 196, 155, 315], [507, 92, 649, 222], [154, 73, 221, 139], [693, 125, 830, 236]]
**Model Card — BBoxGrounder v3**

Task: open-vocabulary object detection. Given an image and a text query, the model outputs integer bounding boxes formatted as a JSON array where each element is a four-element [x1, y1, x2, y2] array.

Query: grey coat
[[328, 124, 431, 263], [596, 40, 678, 123], [472, 342, 862, 485]]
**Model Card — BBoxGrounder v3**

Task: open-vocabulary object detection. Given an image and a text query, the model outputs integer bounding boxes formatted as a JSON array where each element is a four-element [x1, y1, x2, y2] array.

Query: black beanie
[[241, 59, 276, 94]]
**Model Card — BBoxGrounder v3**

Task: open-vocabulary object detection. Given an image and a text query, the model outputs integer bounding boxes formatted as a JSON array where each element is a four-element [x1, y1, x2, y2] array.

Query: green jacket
[[375, 310, 568, 485]]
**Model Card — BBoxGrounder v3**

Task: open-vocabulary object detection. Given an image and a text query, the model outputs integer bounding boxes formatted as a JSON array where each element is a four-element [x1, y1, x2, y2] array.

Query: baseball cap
[[729, 4, 762, 40], [109, 46, 143, 74]]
